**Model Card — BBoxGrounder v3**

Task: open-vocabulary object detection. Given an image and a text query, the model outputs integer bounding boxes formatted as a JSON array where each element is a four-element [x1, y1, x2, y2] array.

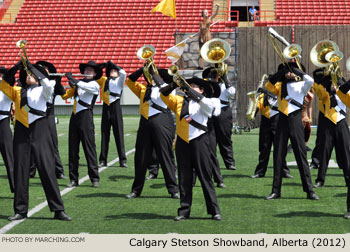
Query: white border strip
[[0, 148, 135, 234]]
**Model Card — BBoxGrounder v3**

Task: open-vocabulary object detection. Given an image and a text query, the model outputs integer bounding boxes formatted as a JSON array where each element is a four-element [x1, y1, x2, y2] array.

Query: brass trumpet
[[137, 45, 159, 85], [168, 65, 192, 90], [16, 40, 31, 75], [200, 38, 231, 79]]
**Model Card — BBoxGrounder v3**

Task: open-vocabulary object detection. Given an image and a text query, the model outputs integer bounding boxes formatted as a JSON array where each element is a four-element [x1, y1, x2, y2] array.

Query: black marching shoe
[[307, 192, 319, 200], [305, 145, 312, 152], [217, 183, 226, 188], [309, 163, 318, 170], [344, 211, 350, 219], [8, 213, 27, 221], [92, 181, 100, 188], [120, 161, 128, 168], [56, 174, 66, 179], [265, 193, 281, 200], [251, 174, 264, 178], [212, 214, 222, 221], [313, 182, 324, 188], [67, 180, 78, 188], [147, 174, 157, 180], [98, 162, 107, 168], [226, 165, 237, 170], [125, 192, 139, 199], [174, 215, 188, 221], [171, 192, 180, 199], [283, 173, 293, 179], [54, 211, 72, 221]]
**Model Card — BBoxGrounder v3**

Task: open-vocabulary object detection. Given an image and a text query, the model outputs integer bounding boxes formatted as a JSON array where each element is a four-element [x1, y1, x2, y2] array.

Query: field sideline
[[0, 115, 349, 234]]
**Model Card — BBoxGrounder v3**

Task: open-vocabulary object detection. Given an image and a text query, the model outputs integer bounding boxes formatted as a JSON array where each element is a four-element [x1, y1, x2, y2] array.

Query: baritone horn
[[16, 40, 31, 75], [310, 40, 343, 88], [246, 74, 269, 121], [137, 45, 159, 85], [200, 38, 231, 79]]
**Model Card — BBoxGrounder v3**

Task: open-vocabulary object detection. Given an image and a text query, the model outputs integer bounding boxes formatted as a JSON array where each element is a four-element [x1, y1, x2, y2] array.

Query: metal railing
[[0, 0, 13, 21]]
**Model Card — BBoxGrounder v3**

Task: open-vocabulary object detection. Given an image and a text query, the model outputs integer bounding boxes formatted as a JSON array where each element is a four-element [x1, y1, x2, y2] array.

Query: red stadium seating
[[0, 0, 232, 80], [262, 0, 350, 26]]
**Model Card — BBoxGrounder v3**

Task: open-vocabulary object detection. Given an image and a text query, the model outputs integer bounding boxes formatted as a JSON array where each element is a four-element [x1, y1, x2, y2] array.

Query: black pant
[[0, 117, 14, 192], [207, 118, 223, 184], [148, 148, 160, 177], [30, 113, 64, 177], [13, 119, 64, 215], [311, 112, 326, 168], [272, 111, 314, 194], [131, 112, 178, 195], [316, 119, 350, 185], [213, 105, 235, 168], [176, 134, 220, 217], [254, 115, 289, 177], [69, 110, 99, 183], [99, 100, 126, 165]]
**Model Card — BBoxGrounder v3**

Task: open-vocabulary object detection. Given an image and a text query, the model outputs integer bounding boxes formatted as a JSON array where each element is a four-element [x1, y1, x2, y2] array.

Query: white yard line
[[0, 148, 135, 234]]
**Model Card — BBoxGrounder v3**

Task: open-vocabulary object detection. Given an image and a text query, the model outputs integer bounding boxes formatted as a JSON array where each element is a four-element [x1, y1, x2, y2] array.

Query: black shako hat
[[79, 60, 103, 80], [0, 66, 8, 75], [185, 77, 221, 98], [158, 68, 174, 84], [106, 61, 119, 78], [36, 60, 57, 74], [19, 63, 50, 87], [202, 67, 218, 81], [278, 62, 306, 73]]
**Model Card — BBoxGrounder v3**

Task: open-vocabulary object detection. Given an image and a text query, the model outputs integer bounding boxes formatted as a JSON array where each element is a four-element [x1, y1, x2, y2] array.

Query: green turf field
[[0, 115, 349, 234]]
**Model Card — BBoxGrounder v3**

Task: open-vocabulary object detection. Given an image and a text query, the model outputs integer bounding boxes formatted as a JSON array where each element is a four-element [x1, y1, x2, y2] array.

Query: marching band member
[[61, 61, 102, 188], [158, 71, 222, 221], [302, 91, 313, 151], [312, 69, 350, 188], [97, 61, 127, 168], [29, 61, 66, 179], [203, 67, 237, 171], [334, 78, 350, 219], [0, 66, 14, 193], [207, 117, 225, 188], [0, 61, 71, 221], [265, 62, 319, 200], [309, 90, 326, 170], [251, 93, 292, 179], [125, 65, 179, 199]]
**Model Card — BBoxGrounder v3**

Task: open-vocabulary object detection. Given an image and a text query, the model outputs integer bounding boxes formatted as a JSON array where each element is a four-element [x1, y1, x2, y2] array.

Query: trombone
[[200, 38, 231, 79], [16, 40, 31, 75], [267, 28, 303, 81], [137, 45, 159, 85]]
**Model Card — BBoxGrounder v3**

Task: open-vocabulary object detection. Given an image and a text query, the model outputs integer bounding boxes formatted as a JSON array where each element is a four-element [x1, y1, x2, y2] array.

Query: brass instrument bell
[[137, 45, 159, 85], [16, 40, 31, 75], [200, 38, 231, 64], [310, 40, 339, 67]]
